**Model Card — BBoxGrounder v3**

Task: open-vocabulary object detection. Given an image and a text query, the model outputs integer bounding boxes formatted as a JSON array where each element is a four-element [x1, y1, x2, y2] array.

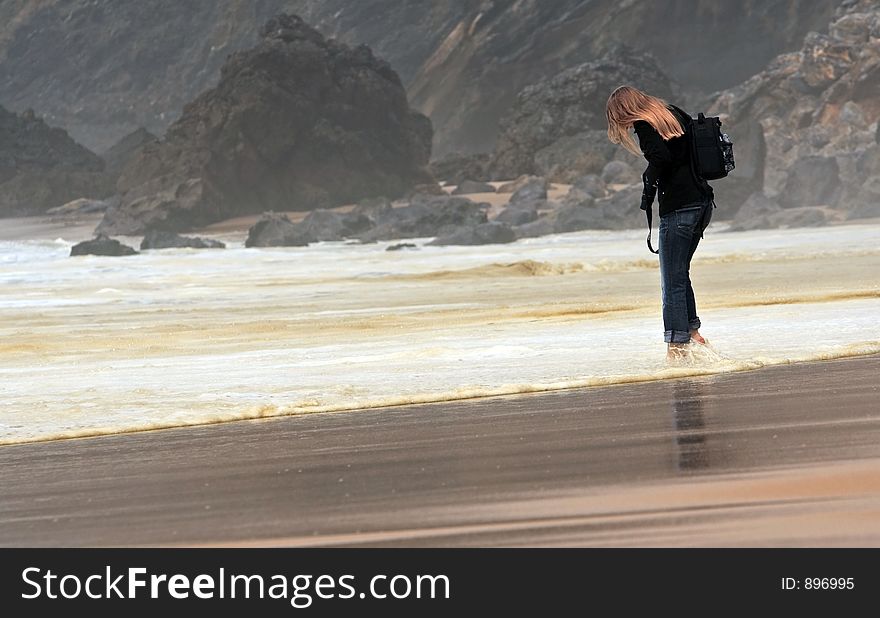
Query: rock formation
[[140, 230, 225, 250], [705, 0, 880, 220], [0, 105, 111, 216], [97, 14, 433, 235], [489, 46, 680, 182], [0, 1, 838, 155], [70, 234, 138, 257]]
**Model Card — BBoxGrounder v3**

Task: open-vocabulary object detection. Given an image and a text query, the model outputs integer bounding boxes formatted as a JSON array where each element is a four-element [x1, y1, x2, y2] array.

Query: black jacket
[[633, 104, 712, 216]]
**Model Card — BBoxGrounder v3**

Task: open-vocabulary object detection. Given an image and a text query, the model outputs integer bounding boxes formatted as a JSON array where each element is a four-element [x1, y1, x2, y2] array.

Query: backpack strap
[[643, 201, 659, 254]]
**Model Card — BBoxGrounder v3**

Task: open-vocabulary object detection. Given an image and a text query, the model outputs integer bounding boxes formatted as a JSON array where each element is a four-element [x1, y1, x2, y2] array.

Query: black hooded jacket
[[633, 104, 712, 216]]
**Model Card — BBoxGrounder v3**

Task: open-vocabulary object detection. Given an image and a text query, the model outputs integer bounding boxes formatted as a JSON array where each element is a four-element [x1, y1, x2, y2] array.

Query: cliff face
[[0, 0, 839, 155], [97, 14, 432, 235]]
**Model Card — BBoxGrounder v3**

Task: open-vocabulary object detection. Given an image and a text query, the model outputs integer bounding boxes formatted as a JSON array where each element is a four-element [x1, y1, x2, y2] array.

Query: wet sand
[[1, 353, 879, 547]]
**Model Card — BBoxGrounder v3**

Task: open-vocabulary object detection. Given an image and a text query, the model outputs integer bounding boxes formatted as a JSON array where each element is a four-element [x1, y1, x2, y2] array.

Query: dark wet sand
[[2, 354, 879, 547]]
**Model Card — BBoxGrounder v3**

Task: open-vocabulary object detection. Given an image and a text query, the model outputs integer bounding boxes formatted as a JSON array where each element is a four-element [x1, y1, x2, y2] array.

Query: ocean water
[[1, 222, 879, 444]]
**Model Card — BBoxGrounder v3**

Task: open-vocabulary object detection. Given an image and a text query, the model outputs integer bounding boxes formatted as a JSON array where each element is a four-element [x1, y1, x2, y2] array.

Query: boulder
[[497, 175, 549, 194], [47, 198, 115, 217], [428, 222, 517, 246], [489, 45, 679, 180], [601, 160, 640, 185], [495, 201, 540, 225], [70, 234, 138, 257], [98, 13, 433, 235], [245, 212, 313, 247], [386, 242, 418, 251], [356, 195, 487, 242], [509, 177, 549, 204], [451, 180, 496, 194], [406, 183, 446, 197], [140, 229, 225, 250], [297, 209, 373, 241], [571, 174, 608, 199]]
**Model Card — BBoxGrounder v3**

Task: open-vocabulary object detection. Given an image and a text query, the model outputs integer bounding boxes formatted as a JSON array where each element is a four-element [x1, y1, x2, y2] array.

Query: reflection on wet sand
[[672, 380, 710, 472]]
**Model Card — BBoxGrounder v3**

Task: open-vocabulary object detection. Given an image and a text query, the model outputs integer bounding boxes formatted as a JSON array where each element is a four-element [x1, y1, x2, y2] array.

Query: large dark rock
[[513, 185, 643, 237], [0, 106, 111, 216], [571, 174, 608, 199], [510, 177, 549, 204], [489, 46, 679, 181], [70, 234, 138, 257], [245, 212, 312, 248], [428, 222, 517, 246], [495, 201, 540, 225], [98, 13, 433, 235], [140, 229, 225, 250], [297, 209, 373, 241], [357, 195, 487, 242]]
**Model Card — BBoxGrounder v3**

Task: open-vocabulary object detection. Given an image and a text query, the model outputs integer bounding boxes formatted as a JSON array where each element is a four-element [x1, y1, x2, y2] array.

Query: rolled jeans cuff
[[688, 317, 701, 330], [665, 329, 692, 344]]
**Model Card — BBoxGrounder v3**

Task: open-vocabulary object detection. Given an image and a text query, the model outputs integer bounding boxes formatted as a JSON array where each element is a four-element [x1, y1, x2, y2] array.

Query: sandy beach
[[1, 352, 878, 547]]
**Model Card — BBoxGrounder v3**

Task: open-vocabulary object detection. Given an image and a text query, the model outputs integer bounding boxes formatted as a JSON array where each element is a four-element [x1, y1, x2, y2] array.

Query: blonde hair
[[606, 85, 684, 156]]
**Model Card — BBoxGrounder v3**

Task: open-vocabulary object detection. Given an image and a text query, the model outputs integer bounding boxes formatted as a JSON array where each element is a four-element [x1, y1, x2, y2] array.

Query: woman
[[605, 85, 714, 362]]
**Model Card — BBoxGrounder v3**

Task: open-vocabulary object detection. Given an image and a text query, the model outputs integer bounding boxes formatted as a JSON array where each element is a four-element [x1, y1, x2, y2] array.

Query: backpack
[[642, 106, 735, 253], [689, 112, 735, 181]]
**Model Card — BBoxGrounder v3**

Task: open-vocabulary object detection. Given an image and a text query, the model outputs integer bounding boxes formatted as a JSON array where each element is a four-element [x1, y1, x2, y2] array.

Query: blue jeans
[[658, 200, 713, 343]]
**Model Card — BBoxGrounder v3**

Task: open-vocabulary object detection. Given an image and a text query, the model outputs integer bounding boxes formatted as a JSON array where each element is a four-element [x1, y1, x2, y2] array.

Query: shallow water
[[1, 222, 878, 444]]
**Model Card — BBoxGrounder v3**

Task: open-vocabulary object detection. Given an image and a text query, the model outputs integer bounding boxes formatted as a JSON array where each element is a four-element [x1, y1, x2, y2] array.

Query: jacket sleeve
[[633, 120, 672, 209]]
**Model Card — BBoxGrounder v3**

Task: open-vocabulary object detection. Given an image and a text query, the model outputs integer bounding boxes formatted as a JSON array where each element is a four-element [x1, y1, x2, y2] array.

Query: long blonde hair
[[606, 85, 684, 156]]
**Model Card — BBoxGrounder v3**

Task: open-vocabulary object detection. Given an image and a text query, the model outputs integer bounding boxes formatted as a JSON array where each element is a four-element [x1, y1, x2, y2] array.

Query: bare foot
[[690, 329, 706, 344], [667, 343, 689, 363]]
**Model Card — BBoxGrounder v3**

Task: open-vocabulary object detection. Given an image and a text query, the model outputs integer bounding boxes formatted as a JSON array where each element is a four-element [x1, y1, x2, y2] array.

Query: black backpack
[[642, 106, 735, 253], [689, 112, 735, 181]]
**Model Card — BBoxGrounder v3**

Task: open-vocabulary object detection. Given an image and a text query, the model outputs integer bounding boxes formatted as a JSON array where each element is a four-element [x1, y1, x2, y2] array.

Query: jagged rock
[[350, 196, 395, 224], [510, 177, 548, 204], [705, 0, 880, 216], [428, 222, 516, 246], [47, 198, 114, 217], [386, 242, 418, 251], [429, 152, 492, 184], [101, 128, 157, 182], [601, 161, 640, 185], [571, 174, 608, 199], [297, 209, 373, 241], [767, 206, 830, 228], [513, 185, 643, 237], [245, 212, 313, 247], [98, 13, 433, 235], [140, 229, 225, 250], [357, 195, 487, 242], [489, 46, 679, 180], [0, 105, 111, 216], [451, 180, 496, 194], [70, 234, 138, 257]]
